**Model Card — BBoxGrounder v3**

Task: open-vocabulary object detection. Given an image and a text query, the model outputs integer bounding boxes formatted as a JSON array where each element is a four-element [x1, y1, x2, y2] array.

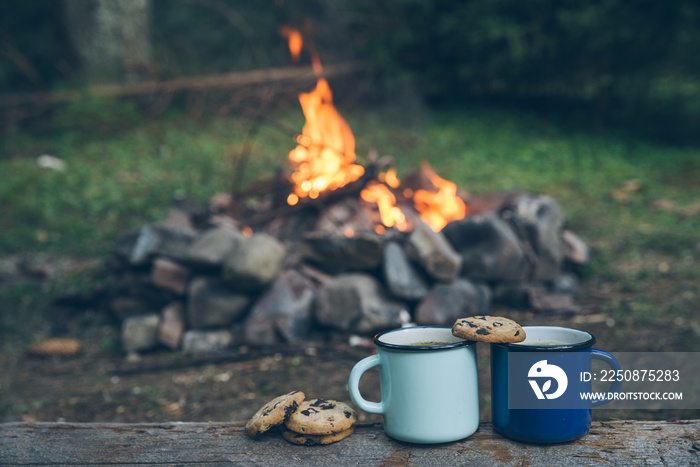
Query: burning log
[[236, 159, 388, 229]]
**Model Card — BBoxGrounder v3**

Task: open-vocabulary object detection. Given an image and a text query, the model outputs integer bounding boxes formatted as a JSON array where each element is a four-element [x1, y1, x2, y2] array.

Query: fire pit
[[101, 30, 590, 355]]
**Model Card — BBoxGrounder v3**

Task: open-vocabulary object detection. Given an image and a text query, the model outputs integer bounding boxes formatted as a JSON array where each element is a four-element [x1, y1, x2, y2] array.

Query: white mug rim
[[493, 325, 596, 351], [374, 326, 475, 351]]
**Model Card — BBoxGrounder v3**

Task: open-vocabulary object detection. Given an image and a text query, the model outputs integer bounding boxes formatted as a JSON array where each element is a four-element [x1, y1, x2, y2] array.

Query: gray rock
[[312, 197, 375, 236], [158, 302, 185, 350], [162, 207, 197, 234], [121, 314, 160, 353], [110, 297, 154, 321], [113, 230, 140, 264], [315, 273, 408, 334], [261, 210, 320, 243], [382, 241, 430, 301], [561, 229, 590, 265], [187, 277, 251, 329], [492, 282, 544, 308], [150, 258, 189, 295], [404, 219, 462, 281], [528, 288, 581, 313], [442, 213, 530, 281], [187, 227, 245, 268], [123, 224, 196, 266], [181, 329, 233, 353], [549, 273, 581, 296], [110, 270, 176, 308], [504, 195, 565, 281], [222, 233, 286, 291], [414, 280, 491, 326], [229, 321, 247, 348], [244, 269, 315, 345], [299, 232, 384, 272]]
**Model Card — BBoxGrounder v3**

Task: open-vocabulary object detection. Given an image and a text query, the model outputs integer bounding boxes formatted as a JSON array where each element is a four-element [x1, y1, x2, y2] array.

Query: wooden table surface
[[1, 420, 698, 466]]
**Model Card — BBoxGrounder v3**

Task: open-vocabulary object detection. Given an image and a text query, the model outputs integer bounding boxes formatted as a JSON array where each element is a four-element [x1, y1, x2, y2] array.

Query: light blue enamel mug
[[348, 326, 479, 444]]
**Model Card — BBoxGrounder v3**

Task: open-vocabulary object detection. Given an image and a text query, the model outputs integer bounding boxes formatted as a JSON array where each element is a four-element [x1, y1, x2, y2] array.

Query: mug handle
[[590, 349, 623, 407], [348, 355, 384, 414]]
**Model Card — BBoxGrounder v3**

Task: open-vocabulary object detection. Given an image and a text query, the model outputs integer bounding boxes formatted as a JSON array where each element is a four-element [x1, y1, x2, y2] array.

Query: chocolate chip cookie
[[284, 399, 357, 435], [452, 315, 526, 343], [245, 390, 306, 437], [282, 426, 355, 446]]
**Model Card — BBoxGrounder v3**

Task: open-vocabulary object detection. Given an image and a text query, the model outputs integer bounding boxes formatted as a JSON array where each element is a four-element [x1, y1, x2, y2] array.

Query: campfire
[[99, 29, 591, 355]]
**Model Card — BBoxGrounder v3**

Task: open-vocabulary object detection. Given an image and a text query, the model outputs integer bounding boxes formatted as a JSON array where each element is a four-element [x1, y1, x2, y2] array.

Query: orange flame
[[287, 78, 365, 201], [379, 168, 401, 188], [279, 26, 303, 62], [413, 163, 467, 231], [280, 25, 323, 74], [360, 181, 409, 232], [281, 27, 467, 233]]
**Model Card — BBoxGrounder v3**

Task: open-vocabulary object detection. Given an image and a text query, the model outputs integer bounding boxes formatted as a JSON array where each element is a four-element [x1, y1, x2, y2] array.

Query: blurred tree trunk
[[63, 0, 152, 84]]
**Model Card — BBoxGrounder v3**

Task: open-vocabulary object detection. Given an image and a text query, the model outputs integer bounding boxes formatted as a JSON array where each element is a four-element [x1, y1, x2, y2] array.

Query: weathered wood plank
[[1, 421, 698, 466]]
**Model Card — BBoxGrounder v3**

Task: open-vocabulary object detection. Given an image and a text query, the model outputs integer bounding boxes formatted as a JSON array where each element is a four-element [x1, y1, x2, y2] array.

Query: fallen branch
[[0, 62, 362, 108]]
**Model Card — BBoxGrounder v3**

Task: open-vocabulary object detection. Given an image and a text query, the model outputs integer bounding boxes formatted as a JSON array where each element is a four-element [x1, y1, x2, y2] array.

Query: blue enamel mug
[[348, 326, 479, 444], [491, 326, 622, 443]]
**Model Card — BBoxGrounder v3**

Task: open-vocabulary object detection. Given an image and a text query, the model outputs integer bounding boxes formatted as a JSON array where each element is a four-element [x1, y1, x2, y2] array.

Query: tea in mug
[[519, 339, 569, 346], [409, 341, 451, 346]]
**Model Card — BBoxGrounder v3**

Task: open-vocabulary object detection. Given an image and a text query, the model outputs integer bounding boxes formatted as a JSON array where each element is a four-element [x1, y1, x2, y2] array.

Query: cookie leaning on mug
[[452, 316, 526, 343]]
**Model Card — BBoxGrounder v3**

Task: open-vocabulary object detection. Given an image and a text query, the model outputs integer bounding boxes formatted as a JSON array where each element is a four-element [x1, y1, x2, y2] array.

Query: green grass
[[0, 109, 300, 256], [2, 102, 698, 260]]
